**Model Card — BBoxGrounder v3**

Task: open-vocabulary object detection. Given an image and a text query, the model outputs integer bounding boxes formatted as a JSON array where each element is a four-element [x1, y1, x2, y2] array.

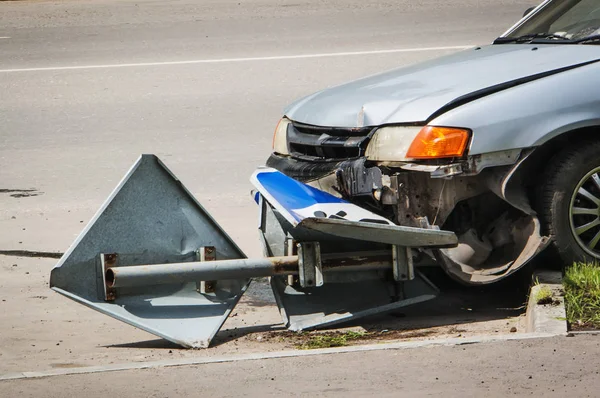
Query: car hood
[[284, 44, 600, 127]]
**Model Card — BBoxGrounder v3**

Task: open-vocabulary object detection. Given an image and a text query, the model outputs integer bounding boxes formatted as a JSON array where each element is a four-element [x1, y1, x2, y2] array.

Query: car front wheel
[[540, 140, 600, 266]]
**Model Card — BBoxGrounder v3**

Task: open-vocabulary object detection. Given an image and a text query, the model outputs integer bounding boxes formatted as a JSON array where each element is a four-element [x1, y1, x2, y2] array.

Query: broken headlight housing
[[366, 125, 471, 161]]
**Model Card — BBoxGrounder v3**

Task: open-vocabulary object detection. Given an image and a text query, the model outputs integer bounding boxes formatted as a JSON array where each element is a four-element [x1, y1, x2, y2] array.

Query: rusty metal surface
[[197, 246, 217, 294], [392, 245, 414, 281], [100, 253, 117, 301], [297, 242, 323, 288], [106, 256, 299, 288], [49, 155, 250, 348], [106, 251, 401, 289]]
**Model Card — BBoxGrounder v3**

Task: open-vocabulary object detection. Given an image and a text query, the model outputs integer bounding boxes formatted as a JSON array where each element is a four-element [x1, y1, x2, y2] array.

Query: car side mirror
[[523, 6, 535, 17]]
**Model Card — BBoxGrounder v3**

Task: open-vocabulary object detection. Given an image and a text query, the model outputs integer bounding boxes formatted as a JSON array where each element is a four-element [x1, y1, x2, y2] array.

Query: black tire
[[539, 140, 600, 267]]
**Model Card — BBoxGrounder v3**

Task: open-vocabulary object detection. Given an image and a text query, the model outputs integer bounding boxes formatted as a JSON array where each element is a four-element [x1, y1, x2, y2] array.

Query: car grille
[[287, 122, 373, 161]]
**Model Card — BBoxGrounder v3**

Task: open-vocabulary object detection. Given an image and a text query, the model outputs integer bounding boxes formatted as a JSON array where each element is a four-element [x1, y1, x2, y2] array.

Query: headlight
[[365, 125, 470, 161], [272, 117, 291, 155], [365, 126, 422, 161]]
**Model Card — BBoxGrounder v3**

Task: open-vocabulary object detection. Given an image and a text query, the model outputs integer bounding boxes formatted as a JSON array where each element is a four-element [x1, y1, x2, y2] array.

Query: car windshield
[[497, 0, 600, 43]]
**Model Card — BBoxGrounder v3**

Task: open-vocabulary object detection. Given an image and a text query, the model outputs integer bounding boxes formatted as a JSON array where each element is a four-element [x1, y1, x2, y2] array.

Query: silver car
[[266, 0, 600, 285]]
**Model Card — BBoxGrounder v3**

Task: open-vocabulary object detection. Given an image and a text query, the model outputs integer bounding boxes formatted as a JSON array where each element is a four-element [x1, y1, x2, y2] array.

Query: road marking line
[[0, 37, 10, 39], [0, 332, 558, 381], [0, 45, 473, 73]]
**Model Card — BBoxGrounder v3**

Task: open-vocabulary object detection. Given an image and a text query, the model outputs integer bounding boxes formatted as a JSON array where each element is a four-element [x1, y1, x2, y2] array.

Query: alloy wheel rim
[[569, 166, 600, 259]]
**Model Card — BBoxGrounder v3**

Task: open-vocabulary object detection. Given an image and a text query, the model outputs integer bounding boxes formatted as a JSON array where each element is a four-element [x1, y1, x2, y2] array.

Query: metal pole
[[106, 252, 393, 289]]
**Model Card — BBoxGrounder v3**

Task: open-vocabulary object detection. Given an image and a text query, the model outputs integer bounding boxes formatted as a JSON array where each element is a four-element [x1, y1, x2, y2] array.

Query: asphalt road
[[0, 0, 536, 257], [3, 334, 600, 397]]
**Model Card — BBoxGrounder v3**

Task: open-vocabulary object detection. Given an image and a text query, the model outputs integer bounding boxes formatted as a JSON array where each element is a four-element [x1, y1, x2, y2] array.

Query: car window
[[505, 0, 600, 41], [550, 0, 600, 35]]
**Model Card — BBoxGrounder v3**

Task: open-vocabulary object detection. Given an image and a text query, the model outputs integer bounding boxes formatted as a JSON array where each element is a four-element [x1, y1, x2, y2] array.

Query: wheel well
[[536, 126, 600, 160], [514, 126, 600, 201]]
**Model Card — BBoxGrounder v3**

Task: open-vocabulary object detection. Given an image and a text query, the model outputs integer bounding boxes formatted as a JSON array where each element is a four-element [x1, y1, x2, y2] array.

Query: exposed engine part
[[333, 158, 383, 197], [392, 171, 488, 228]]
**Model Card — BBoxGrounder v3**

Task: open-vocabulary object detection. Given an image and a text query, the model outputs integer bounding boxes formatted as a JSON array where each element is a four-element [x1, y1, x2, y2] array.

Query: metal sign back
[[50, 154, 249, 348]]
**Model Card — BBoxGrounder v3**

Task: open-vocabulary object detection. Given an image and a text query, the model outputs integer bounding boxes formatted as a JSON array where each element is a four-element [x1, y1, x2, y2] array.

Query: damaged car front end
[[267, 120, 549, 285], [265, 0, 600, 285]]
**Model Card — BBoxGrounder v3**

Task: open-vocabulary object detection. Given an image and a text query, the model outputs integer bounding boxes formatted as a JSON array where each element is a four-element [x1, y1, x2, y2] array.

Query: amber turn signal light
[[405, 126, 470, 159]]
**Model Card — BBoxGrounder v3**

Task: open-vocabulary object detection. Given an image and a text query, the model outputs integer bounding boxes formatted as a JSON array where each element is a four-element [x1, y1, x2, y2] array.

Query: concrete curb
[[525, 270, 568, 335], [0, 332, 557, 382]]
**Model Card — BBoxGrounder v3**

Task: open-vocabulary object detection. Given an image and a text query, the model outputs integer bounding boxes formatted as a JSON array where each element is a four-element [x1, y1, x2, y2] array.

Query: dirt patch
[[570, 324, 600, 331], [255, 324, 499, 350]]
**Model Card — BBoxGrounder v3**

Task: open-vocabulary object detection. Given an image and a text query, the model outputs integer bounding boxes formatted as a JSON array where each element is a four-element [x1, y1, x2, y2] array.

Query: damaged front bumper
[[266, 151, 550, 285]]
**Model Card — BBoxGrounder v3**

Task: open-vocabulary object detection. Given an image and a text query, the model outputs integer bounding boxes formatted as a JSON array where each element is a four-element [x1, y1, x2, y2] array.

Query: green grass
[[296, 331, 366, 350], [534, 284, 554, 305], [563, 262, 600, 329]]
